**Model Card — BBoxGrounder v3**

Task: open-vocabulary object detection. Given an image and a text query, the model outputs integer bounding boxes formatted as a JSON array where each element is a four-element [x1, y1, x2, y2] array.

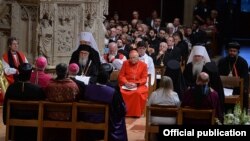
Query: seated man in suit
[[103, 42, 127, 70], [181, 72, 222, 124]]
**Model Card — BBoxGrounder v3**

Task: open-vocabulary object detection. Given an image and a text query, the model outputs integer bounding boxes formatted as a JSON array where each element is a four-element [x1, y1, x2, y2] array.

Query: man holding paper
[[118, 50, 148, 117], [69, 44, 99, 84]]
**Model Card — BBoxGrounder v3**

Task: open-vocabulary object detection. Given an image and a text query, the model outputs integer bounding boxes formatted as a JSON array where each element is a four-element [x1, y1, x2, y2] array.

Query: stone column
[[10, 1, 39, 64], [0, 0, 11, 54], [39, 0, 108, 66], [0, 0, 108, 66], [183, 0, 197, 26]]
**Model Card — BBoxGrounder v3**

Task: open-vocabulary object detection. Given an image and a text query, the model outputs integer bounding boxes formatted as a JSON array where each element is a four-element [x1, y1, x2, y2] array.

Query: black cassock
[[69, 44, 100, 84], [3, 82, 45, 141], [69, 44, 101, 67], [183, 62, 197, 87], [203, 62, 225, 114], [218, 56, 249, 110]]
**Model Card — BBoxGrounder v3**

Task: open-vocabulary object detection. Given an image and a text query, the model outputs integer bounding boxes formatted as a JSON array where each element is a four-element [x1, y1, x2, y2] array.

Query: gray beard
[[192, 61, 204, 77], [79, 57, 88, 67]]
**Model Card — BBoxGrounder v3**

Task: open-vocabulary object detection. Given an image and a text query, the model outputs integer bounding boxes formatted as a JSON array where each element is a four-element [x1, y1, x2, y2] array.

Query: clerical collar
[[168, 46, 173, 50], [11, 51, 17, 55]]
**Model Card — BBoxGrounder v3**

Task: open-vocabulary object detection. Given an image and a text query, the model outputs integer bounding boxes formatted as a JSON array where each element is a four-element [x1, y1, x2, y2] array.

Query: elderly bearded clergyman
[[183, 45, 211, 87]]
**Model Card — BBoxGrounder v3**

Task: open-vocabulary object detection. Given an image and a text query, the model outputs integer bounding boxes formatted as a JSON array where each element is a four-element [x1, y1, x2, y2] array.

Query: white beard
[[79, 57, 88, 67], [192, 61, 204, 77]]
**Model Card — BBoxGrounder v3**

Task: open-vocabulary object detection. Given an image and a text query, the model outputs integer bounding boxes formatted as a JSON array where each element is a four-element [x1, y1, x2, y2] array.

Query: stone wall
[[0, 0, 11, 55], [0, 0, 108, 66]]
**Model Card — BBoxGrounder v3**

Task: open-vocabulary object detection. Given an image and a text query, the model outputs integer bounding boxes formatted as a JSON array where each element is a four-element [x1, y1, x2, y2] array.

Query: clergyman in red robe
[[119, 50, 148, 117]]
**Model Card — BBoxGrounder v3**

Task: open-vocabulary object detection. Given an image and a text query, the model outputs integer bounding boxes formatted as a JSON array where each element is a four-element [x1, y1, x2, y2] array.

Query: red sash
[[2, 51, 26, 84]]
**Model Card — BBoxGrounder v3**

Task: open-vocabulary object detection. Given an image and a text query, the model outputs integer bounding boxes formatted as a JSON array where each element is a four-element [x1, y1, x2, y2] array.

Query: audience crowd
[[1, 1, 250, 140]]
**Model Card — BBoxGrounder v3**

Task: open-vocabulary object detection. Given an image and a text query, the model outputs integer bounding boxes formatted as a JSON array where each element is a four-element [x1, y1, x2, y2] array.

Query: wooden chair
[[144, 74, 153, 117], [72, 101, 109, 141], [179, 107, 215, 125], [220, 76, 244, 109], [155, 66, 165, 78], [145, 105, 181, 141], [5, 100, 42, 141], [147, 74, 153, 94], [44, 66, 56, 77], [154, 65, 165, 89], [41, 101, 75, 141], [110, 70, 120, 81]]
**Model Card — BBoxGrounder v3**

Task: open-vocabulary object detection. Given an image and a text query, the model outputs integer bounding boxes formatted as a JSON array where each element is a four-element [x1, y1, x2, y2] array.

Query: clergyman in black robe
[[3, 63, 45, 141], [218, 42, 249, 112], [69, 44, 99, 84]]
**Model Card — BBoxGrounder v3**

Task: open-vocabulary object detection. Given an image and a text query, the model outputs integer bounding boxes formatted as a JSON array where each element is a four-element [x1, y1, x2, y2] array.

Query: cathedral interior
[[0, 0, 250, 141]]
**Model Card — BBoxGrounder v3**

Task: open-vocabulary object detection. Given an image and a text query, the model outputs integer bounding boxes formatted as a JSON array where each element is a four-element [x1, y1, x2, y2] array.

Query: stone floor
[[0, 106, 146, 141], [126, 117, 146, 141], [0, 106, 5, 141]]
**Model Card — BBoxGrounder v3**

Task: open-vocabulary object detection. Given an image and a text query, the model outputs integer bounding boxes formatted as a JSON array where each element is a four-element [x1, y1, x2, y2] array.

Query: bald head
[[108, 42, 118, 55], [196, 72, 209, 85], [129, 50, 139, 58], [129, 50, 139, 64]]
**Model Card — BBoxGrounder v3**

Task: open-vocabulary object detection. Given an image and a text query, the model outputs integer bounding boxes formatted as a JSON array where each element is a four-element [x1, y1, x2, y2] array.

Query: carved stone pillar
[[9, 1, 39, 64], [0, 0, 11, 54], [1, 0, 108, 66], [183, 0, 196, 26], [39, 0, 109, 66]]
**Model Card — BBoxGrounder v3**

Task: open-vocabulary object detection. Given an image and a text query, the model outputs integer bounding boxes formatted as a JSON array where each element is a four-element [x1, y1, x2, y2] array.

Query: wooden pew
[[72, 101, 109, 141], [145, 105, 181, 141], [5, 100, 110, 141], [179, 107, 215, 125], [5, 100, 43, 141], [220, 76, 244, 109], [41, 101, 74, 141]]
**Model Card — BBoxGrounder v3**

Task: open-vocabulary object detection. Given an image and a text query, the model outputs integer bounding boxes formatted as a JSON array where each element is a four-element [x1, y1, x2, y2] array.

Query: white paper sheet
[[156, 74, 161, 79], [223, 88, 233, 96], [121, 85, 137, 91], [75, 75, 90, 85]]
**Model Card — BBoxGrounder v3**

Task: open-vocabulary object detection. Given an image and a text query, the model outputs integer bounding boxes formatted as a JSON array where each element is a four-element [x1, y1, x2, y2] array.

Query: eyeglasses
[[129, 56, 138, 60]]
